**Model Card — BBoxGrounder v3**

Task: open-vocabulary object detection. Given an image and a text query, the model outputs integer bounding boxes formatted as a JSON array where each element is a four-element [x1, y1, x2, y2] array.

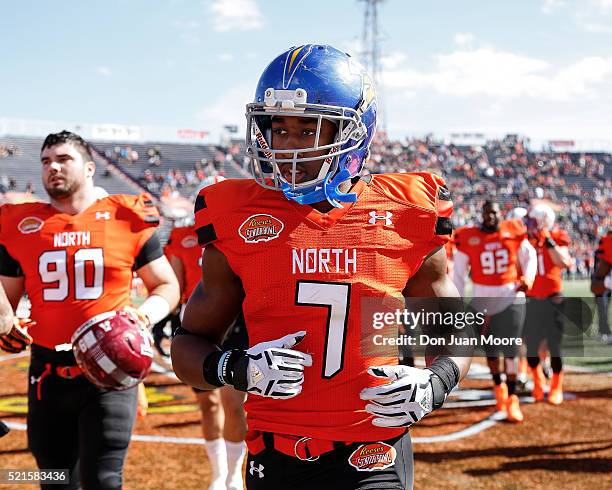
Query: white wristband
[[138, 295, 171, 325]]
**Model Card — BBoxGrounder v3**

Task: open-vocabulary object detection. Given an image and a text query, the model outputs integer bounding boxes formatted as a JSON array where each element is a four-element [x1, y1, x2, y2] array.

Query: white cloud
[[591, 0, 612, 12], [453, 32, 475, 48], [382, 46, 612, 101], [574, 0, 612, 33], [95, 66, 111, 77], [541, 0, 567, 14], [381, 51, 407, 70], [209, 0, 263, 32]]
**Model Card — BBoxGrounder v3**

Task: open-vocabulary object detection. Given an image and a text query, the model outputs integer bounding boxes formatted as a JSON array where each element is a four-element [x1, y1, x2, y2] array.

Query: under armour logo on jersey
[[95, 211, 111, 220], [249, 461, 264, 478], [368, 211, 393, 226]]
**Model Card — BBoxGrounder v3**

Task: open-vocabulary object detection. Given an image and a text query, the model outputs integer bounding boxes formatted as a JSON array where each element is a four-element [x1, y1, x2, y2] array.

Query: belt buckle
[[294, 437, 319, 462]]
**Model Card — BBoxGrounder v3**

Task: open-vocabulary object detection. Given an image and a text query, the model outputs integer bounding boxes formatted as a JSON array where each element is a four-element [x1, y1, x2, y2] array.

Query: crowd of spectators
[[364, 134, 611, 278], [104, 145, 166, 166], [3, 132, 605, 278], [0, 175, 17, 193], [0, 144, 20, 158], [138, 157, 223, 197], [101, 134, 608, 278], [104, 145, 139, 165]]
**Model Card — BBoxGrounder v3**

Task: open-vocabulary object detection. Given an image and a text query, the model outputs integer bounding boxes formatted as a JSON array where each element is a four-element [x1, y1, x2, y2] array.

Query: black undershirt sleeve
[[133, 232, 164, 271], [0, 244, 23, 277]]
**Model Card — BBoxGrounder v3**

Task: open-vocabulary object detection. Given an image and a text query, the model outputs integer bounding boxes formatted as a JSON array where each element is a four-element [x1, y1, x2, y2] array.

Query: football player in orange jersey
[[0, 282, 18, 440], [524, 204, 572, 405], [0, 281, 15, 336], [453, 200, 537, 422], [591, 227, 612, 343], [0, 131, 179, 489], [166, 222, 248, 490], [172, 44, 471, 490]]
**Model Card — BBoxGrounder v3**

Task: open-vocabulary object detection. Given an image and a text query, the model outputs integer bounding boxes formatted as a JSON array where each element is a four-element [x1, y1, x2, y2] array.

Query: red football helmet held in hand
[[71, 310, 154, 391]]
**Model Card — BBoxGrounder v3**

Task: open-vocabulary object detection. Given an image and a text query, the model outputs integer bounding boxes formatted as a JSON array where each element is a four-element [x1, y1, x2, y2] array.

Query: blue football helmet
[[246, 44, 377, 208]]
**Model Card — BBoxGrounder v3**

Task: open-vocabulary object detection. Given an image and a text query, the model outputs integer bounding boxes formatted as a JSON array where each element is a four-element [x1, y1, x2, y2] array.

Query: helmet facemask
[[246, 87, 369, 207]]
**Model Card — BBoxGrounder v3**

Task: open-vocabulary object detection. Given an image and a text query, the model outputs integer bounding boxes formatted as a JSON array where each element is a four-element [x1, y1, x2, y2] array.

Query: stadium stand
[[0, 136, 141, 196], [1, 132, 609, 277], [365, 134, 611, 278], [91, 141, 248, 199]]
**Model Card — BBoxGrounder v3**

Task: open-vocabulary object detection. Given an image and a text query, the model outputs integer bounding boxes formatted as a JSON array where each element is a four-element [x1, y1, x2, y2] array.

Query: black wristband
[[232, 354, 250, 392], [202, 349, 246, 388], [429, 374, 447, 410], [427, 357, 461, 409], [544, 237, 557, 248], [202, 351, 225, 387]]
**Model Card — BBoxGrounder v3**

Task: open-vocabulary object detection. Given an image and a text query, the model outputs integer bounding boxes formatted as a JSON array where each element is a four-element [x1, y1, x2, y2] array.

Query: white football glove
[[235, 331, 313, 399], [604, 273, 612, 291], [360, 365, 434, 428]]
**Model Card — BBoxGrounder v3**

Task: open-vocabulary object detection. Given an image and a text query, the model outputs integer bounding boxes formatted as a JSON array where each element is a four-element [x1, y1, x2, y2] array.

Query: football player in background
[[453, 200, 537, 422], [165, 221, 248, 490], [524, 204, 572, 404], [505, 206, 530, 388], [591, 227, 612, 343], [172, 44, 472, 490], [0, 131, 179, 489], [0, 280, 15, 337], [0, 282, 17, 440]]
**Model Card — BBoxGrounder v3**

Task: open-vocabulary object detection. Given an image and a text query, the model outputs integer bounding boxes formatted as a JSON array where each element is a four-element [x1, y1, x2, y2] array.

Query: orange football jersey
[[595, 233, 612, 265], [528, 229, 570, 297], [194, 173, 452, 442], [165, 225, 202, 303], [0, 194, 159, 349], [454, 219, 527, 286]]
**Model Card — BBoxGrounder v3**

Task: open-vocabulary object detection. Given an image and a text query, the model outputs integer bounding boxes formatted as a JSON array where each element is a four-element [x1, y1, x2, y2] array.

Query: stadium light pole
[[359, 0, 386, 134]]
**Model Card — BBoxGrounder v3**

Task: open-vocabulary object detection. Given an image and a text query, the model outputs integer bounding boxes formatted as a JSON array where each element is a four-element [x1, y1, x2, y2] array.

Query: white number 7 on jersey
[[295, 281, 351, 379]]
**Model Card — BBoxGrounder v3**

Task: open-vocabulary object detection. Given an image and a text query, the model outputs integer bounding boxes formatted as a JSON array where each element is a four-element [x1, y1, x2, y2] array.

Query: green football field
[[463, 279, 612, 372], [560, 279, 612, 372]]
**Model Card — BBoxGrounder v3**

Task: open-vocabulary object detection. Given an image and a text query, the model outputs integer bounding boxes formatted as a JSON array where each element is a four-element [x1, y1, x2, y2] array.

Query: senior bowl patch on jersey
[[18, 216, 44, 234], [180, 235, 198, 248], [348, 442, 397, 471], [238, 214, 284, 243]]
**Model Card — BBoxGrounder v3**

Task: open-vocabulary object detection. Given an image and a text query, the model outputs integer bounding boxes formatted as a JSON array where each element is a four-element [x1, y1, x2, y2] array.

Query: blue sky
[[1, 0, 612, 144]]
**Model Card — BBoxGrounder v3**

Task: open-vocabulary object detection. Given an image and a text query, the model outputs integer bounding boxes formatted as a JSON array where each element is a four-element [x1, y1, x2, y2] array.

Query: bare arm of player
[[169, 255, 186, 298], [0, 276, 32, 353], [171, 244, 245, 390], [0, 281, 14, 335], [517, 238, 537, 290], [135, 256, 180, 324], [403, 247, 471, 380], [591, 258, 611, 295], [451, 249, 470, 297], [548, 245, 572, 268], [0, 275, 25, 312]]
